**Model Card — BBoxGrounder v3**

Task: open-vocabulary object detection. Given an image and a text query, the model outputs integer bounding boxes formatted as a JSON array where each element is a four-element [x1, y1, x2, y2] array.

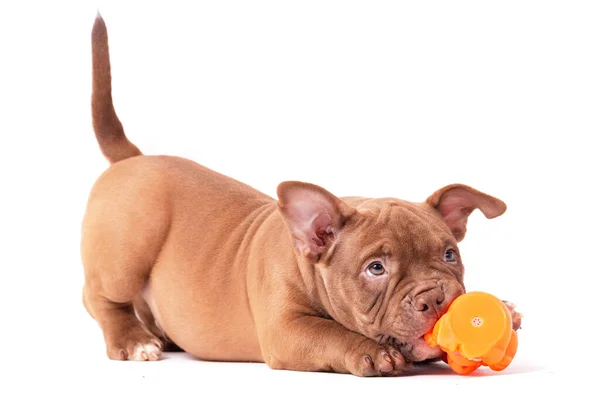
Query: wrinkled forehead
[[338, 198, 454, 260]]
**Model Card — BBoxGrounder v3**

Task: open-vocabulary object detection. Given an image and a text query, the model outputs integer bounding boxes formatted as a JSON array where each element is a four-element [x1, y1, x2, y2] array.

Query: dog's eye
[[444, 249, 457, 263], [367, 262, 385, 276]]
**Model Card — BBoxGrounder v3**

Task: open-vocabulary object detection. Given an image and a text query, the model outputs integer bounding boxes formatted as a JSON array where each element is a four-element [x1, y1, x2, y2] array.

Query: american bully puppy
[[81, 15, 519, 377]]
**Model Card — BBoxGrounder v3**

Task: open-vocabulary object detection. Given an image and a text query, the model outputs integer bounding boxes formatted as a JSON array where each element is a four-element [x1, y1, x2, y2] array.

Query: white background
[[1, 0, 598, 398]]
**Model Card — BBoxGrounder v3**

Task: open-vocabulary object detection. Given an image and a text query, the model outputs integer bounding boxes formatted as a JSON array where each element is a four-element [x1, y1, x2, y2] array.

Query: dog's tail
[[91, 13, 142, 164]]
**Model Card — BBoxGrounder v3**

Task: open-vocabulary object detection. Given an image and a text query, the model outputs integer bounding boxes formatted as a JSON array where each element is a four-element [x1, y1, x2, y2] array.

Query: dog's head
[[277, 181, 506, 362]]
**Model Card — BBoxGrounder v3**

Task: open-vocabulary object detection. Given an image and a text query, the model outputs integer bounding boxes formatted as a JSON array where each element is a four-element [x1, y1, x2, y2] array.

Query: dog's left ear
[[425, 184, 507, 242], [277, 181, 356, 262]]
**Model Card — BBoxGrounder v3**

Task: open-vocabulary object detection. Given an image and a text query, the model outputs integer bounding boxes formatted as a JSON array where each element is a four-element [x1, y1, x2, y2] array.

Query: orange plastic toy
[[424, 291, 518, 375]]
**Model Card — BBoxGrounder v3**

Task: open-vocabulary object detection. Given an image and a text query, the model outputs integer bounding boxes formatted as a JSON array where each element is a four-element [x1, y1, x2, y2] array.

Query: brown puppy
[[81, 15, 513, 376]]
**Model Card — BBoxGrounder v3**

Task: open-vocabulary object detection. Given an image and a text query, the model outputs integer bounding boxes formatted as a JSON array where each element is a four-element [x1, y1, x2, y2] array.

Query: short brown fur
[[81, 15, 515, 375]]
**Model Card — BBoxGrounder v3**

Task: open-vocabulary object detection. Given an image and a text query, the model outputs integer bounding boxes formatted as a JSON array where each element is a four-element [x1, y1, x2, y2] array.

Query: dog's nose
[[414, 287, 448, 317]]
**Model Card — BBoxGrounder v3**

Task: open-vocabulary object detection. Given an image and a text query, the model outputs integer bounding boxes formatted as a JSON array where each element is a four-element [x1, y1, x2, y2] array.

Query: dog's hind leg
[[83, 285, 163, 361], [80, 181, 170, 361]]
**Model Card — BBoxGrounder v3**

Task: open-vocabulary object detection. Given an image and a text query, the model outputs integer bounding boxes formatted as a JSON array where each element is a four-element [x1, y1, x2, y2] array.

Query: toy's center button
[[471, 316, 483, 327]]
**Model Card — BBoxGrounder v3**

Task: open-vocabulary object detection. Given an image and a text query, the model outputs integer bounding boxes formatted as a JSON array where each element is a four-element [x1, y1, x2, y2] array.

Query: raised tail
[[91, 13, 142, 164]]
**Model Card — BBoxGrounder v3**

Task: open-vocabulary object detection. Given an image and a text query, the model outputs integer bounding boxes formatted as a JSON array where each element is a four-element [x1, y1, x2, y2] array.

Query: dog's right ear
[[277, 181, 356, 261]]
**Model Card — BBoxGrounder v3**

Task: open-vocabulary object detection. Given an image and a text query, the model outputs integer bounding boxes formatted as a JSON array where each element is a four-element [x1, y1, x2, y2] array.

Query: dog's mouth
[[378, 320, 444, 362], [382, 331, 443, 363], [396, 336, 443, 362]]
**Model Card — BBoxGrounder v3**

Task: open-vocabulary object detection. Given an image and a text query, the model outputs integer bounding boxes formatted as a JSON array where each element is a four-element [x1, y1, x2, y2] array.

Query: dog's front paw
[[345, 339, 412, 377], [502, 300, 523, 331]]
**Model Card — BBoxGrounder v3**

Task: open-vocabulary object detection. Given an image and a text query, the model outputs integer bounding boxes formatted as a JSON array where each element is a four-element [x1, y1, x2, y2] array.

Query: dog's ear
[[277, 181, 356, 261], [425, 184, 507, 242]]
